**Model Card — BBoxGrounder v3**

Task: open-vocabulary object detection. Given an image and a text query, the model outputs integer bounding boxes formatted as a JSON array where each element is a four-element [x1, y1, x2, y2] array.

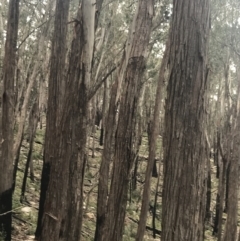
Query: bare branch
[[88, 64, 118, 101], [17, 18, 53, 50]]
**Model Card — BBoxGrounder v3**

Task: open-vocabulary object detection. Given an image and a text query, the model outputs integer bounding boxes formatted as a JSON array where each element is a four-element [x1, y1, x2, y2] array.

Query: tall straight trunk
[[205, 130, 211, 222], [0, 0, 19, 240], [222, 162, 238, 240], [136, 40, 169, 241], [102, 1, 154, 241], [91, 96, 96, 158], [152, 142, 162, 238], [131, 85, 146, 193], [94, 71, 122, 241], [99, 80, 109, 146], [224, 164, 230, 213], [39, 63, 48, 130], [223, 75, 240, 241], [40, 1, 98, 240], [205, 157, 212, 221], [212, 132, 226, 239], [35, 0, 70, 239], [20, 100, 39, 202], [162, 0, 210, 240], [63, 2, 97, 239]]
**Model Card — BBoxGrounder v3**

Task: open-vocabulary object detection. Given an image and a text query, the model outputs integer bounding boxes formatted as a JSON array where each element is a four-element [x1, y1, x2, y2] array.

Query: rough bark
[[212, 133, 226, 239], [222, 74, 240, 241], [0, 0, 20, 240], [39, 1, 96, 240], [102, 1, 154, 241], [205, 130, 211, 222], [35, 0, 70, 239], [162, 1, 210, 240], [222, 162, 238, 241], [62, 2, 95, 240]]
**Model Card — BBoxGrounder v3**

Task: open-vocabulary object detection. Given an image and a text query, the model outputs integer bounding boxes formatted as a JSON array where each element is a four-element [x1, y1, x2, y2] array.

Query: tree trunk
[[212, 134, 225, 238], [222, 163, 238, 240], [94, 68, 122, 241], [102, 1, 154, 241], [131, 83, 145, 192], [99, 80, 109, 146], [222, 75, 240, 241], [136, 40, 169, 241], [91, 96, 96, 158], [20, 100, 39, 202], [224, 163, 230, 213], [205, 130, 211, 222], [205, 158, 212, 221], [0, 0, 19, 240], [12, 130, 23, 193], [35, 0, 70, 239], [62, 2, 97, 239], [152, 154, 162, 239], [162, 0, 210, 240], [40, 1, 97, 240]]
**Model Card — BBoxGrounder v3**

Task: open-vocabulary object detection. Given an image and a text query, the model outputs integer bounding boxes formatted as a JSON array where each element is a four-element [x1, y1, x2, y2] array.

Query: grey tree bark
[[162, 0, 210, 240], [39, 1, 104, 240], [0, 0, 20, 240], [99, 1, 154, 241], [35, 0, 70, 239], [223, 70, 240, 241]]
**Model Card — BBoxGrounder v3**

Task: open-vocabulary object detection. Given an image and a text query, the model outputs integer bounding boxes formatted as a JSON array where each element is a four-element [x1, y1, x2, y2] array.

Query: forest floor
[[11, 127, 237, 241]]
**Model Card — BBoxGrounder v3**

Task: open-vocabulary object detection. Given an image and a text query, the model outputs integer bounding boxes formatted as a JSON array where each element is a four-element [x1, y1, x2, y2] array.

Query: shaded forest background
[[0, 0, 240, 241]]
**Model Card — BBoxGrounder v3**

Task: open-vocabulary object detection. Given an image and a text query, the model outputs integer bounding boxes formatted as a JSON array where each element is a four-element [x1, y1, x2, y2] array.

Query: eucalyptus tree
[[13, 0, 54, 165], [0, 0, 20, 240], [95, 2, 129, 238], [136, 39, 169, 241], [222, 71, 240, 241], [95, 1, 155, 241], [35, 0, 70, 239], [207, 1, 240, 238], [221, 3, 240, 239], [162, 0, 210, 240], [38, 0, 109, 240]]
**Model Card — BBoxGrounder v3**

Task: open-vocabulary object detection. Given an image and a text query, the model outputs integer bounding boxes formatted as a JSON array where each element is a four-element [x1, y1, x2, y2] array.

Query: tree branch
[[17, 18, 52, 50], [88, 65, 117, 100]]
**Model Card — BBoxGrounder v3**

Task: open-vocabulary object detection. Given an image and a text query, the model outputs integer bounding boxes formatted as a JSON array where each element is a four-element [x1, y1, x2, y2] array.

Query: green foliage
[[123, 222, 136, 241]]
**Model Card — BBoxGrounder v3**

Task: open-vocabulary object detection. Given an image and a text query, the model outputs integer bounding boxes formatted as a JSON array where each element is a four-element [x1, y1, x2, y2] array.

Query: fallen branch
[[0, 205, 24, 216], [127, 216, 162, 235], [13, 214, 34, 226]]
